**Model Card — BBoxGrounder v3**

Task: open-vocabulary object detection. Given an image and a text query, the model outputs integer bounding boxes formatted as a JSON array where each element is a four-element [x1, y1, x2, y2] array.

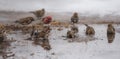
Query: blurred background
[[0, 0, 120, 15]]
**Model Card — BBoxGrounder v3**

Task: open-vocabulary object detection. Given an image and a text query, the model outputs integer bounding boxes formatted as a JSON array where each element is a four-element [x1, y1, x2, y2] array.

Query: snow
[[0, 24, 120, 59]]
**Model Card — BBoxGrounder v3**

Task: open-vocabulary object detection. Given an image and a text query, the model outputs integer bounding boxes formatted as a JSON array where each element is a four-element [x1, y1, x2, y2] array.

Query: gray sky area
[[0, 0, 120, 14]]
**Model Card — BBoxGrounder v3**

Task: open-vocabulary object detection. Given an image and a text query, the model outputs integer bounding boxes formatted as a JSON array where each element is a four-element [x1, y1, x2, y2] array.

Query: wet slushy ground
[[0, 24, 120, 59]]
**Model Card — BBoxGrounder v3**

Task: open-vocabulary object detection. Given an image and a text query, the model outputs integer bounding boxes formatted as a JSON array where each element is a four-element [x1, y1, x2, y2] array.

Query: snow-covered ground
[[0, 24, 120, 59]]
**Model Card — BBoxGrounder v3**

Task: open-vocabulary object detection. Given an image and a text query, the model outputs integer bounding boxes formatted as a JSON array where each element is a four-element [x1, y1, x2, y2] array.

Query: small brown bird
[[32, 26, 51, 50], [15, 17, 34, 25], [67, 30, 76, 38], [71, 12, 79, 23], [31, 8, 45, 19], [85, 24, 95, 35], [67, 24, 78, 38], [107, 24, 115, 43]]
